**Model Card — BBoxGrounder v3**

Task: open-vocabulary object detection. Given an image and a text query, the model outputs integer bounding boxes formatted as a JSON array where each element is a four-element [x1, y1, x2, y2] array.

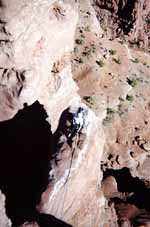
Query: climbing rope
[[60, 133, 79, 219]]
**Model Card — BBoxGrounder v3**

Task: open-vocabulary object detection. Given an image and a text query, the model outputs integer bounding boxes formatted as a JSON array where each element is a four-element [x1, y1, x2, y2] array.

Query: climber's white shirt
[[73, 112, 84, 131]]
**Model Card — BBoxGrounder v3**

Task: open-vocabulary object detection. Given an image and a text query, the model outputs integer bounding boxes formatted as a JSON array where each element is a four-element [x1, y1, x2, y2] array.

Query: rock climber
[[67, 107, 87, 139]]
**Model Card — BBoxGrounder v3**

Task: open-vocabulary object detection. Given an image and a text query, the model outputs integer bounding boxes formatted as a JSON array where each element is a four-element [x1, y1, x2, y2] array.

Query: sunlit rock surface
[[0, 0, 150, 226], [0, 0, 78, 130], [0, 191, 11, 227], [38, 106, 105, 227]]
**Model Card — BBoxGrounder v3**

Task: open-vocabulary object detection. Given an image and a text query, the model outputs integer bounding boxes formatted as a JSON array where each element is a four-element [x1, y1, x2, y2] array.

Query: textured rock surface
[[71, 0, 150, 226], [0, 0, 78, 131], [93, 0, 150, 50], [0, 0, 105, 226], [38, 105, 105, 227], [0, 191, 11, 227], [19, 222, 39, 227], [0, 0, 149, 226]]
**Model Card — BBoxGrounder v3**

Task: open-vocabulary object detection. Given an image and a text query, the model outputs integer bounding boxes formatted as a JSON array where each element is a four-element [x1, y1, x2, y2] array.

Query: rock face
[[0, 0, 105, 226], [38, 106, 105, 227], [0, 0, 150, 226], [93, 0, 150, 50], [0, 0, 78, 131], [0, 191, 11, 227]]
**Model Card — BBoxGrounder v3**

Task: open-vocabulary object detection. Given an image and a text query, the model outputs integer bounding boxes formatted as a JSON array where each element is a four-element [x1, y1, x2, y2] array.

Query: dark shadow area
[[103, 168, 150, 226], [52, 108, 73, 148], [117, 0, 136, 34], [0, 1, 3, 7], [0, 0, 5, 8], [0, 101, 71, 227], [103, 167, 150, 210], [49, 108, 70, 161]]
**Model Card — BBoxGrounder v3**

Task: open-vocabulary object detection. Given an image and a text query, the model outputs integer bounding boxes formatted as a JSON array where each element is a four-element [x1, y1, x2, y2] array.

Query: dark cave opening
[[103, 168, 150, 226], [0, 101, 71, 227], [117, 0, 136, 34], [103, 168, 150, 210]]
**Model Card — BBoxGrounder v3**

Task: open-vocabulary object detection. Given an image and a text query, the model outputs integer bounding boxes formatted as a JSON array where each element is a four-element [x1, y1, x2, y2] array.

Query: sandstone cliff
[[0, 0, 150, 227], [93, 0, 150, 50], [0, 0, 105, 226]]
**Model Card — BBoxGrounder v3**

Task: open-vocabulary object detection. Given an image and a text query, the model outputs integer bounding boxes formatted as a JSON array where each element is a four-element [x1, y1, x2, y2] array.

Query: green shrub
[[75, 39, 84, 45], [107, 107, 116, 115], [109, 49, 117, 55], [82, 47, 91, 57], [118, 40, 124, 45], [78, 58, 83, 64], [127, 78, 138, 88], [126, 95, 134, 102], [130, 58, 139, 63], [80, 34, 85, 39], [74, 57, 83, 64], [82, 51, 90, 57], [91, 44, 96, 53], [103, 107, 116, 125], [96, 60, 105, 67], [112, 57, 121, 64], [84, 25, 90, 32], [83, 96, 94, 105], [119, 97, 124, 102]]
